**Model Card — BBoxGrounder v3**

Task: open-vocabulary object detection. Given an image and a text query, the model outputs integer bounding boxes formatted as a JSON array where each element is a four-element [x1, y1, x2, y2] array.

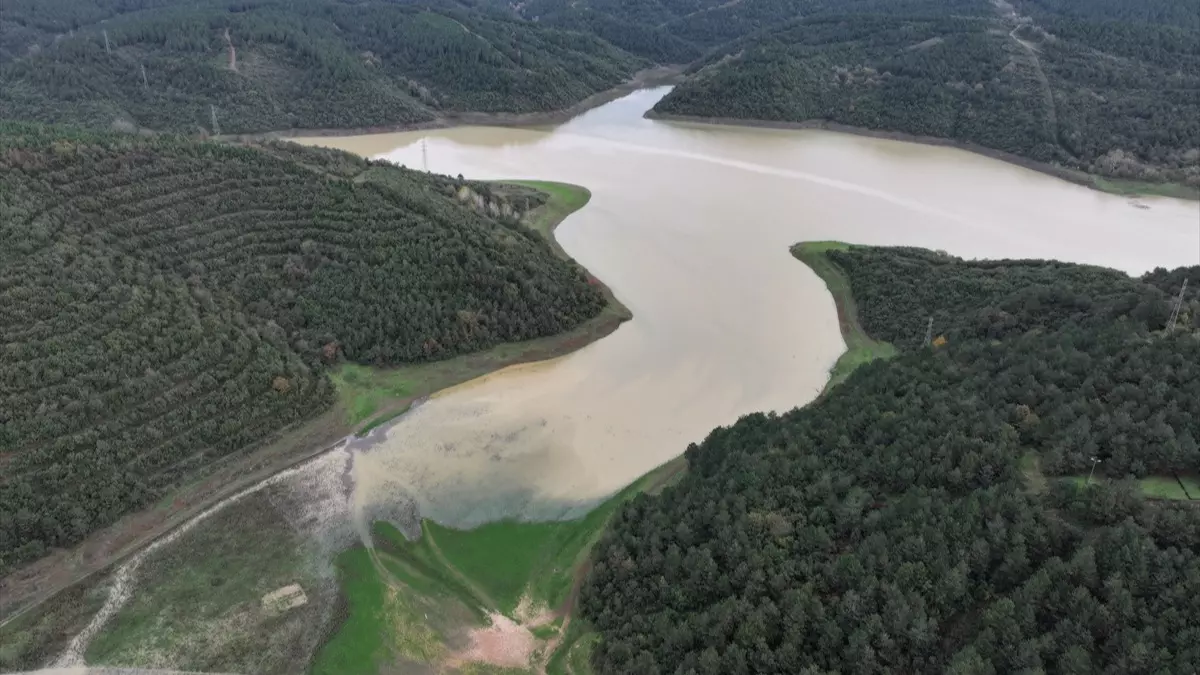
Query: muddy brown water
[[295, 86, 1200, 528]]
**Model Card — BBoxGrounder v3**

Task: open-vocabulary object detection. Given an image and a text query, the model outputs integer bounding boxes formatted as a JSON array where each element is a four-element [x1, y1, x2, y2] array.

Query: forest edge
[[0, 180, 630, 630]]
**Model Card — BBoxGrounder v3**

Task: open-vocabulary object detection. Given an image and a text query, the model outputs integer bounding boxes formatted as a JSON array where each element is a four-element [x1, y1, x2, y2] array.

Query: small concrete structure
[[261, 584, 308, 616]]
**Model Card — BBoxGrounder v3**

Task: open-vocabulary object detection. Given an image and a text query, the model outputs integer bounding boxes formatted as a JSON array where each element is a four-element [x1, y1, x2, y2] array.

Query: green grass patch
[[311, 458, 686, 674], [329, 363, 416, 426], [426, 519, 568, 615], [310, 549, 393, 675], [1018, 451, 1037, 474], [373, 522, 491, 619], [1019, 451, 1049, 494], [356, 404, 412, 437], [1139, 476, 1191, 500], [426, 456, 686, 616], [311, 526, 459, 675], [791, 241, 898, 393], [504, 181, 591, 242], [546, 620, 600, 675], [1089, 175, 1199, 200], [1060, 473, 1196, 500]]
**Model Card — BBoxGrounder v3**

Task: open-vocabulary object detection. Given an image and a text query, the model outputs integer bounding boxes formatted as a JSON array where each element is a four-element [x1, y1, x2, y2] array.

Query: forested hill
[[0, 0, 644, 134], [6, 0, 1199, 187], [583, 246, 1200, 673], [650, 0, 1200, 193], [0, 123, 604, 572]]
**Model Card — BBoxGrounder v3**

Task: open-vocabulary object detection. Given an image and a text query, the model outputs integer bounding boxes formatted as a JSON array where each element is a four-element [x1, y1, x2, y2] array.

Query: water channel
[[294, 86, 1200, 528]]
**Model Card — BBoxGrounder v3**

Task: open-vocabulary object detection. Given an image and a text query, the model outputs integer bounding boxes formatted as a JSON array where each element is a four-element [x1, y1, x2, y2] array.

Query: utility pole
[[1167, 279, 1188, 332], [1087, 456, 1102, 485], [103, 29, 111, 54], [923, 316, 933, 347]]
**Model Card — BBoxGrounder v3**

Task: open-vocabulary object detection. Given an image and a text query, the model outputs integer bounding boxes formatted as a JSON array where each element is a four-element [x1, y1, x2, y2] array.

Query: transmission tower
[[923, 316, 933, 347], [210, 105, 220, 135], [140, 63, 148, 89], [1167, 279, 1189, 332], [421, 138, 428, 172], [103, 29, 111, 54]]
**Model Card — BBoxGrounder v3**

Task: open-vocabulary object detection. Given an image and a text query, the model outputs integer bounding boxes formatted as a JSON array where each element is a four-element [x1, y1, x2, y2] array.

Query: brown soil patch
[[443, 612, 536, 670]]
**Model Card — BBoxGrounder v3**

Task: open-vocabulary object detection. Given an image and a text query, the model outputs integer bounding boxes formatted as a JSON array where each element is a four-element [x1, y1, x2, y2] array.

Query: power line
[[1166, 278, 1188, 332]]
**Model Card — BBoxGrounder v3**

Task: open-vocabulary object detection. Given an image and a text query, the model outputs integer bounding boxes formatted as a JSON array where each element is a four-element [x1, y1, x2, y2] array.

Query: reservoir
[[295, 86, 1200, 528]]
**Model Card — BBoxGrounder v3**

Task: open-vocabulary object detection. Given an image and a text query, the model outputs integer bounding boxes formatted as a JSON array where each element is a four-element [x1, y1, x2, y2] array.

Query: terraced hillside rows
[[0, 123, 605, 573], [0, 0, 645, 134]]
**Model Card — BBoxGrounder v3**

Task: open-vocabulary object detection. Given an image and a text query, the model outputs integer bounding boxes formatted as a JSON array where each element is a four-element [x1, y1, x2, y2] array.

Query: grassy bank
[[1087, 175, 1200, 201], [506, 181, 592, 246], [791, 241, 897, 394], [1060, 473, 1200, 500], [311, 457, 686, 675], [332, 181, 630, 430]]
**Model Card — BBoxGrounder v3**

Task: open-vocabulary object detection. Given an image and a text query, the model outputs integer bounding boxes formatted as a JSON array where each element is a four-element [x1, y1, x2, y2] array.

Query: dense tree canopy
[[830, 248, 1200, 478], [651, 0, 1200, 189], [4, 0, 1197, 189], [0, 0, 644, 134], [583, 246, 1200, 674], [0, 123, 604, 572]]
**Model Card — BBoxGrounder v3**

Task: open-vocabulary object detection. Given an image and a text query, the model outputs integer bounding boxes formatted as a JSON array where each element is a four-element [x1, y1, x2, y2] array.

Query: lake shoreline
[[646, 111, 1200, 201], [0, 181, 629, 633], [790, 242, 897, 397], [226, 66, 685, 142]]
